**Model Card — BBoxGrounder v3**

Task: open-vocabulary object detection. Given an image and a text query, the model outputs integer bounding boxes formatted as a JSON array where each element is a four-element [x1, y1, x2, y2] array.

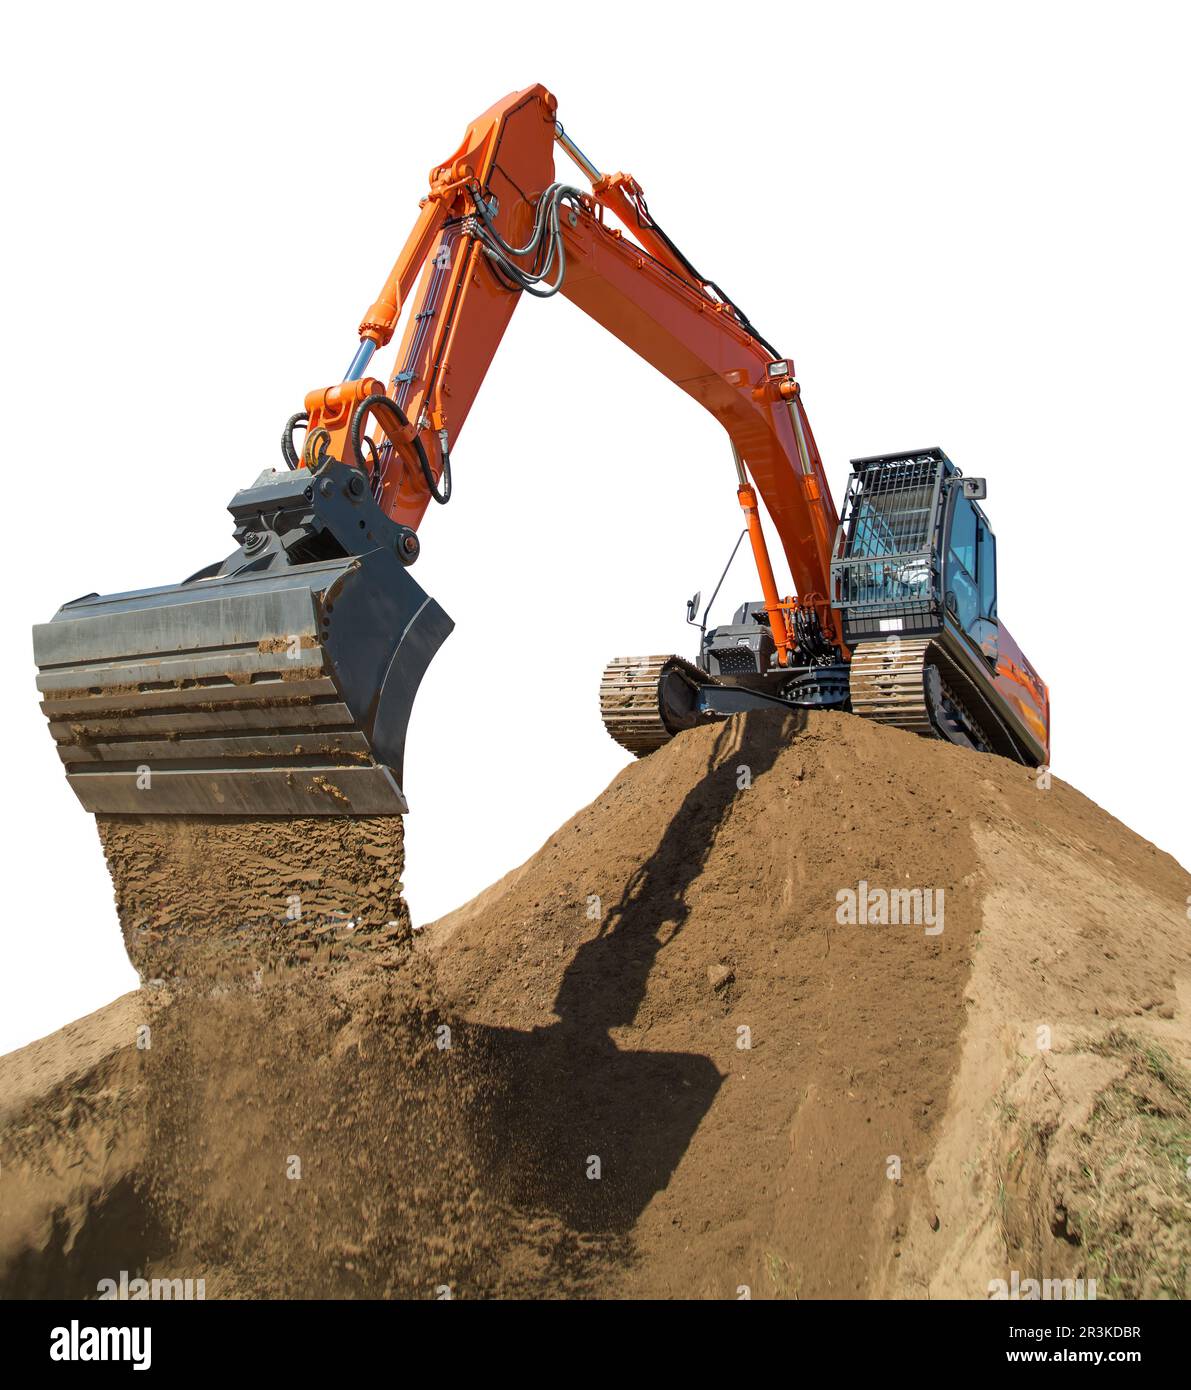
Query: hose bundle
[[470, 182, 585, 299]]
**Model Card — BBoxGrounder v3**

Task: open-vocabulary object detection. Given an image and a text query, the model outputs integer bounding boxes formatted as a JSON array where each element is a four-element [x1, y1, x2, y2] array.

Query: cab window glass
[[978, 525, 997, 619], [949, 497, 978, 577], [947, 497, 979, 632]]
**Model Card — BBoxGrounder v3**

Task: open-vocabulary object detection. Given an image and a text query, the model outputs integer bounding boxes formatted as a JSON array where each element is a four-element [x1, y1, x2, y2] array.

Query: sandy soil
[[1, 711, 1187, 1299], [95, 814, 411, 980]]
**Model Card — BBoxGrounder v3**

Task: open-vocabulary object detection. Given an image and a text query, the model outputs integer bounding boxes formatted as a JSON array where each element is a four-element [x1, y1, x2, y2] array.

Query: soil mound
[[2, 711, 1188, 1298]]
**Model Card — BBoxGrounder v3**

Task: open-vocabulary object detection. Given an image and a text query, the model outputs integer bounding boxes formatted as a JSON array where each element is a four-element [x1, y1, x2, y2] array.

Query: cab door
[[945, 491, 999, 665]]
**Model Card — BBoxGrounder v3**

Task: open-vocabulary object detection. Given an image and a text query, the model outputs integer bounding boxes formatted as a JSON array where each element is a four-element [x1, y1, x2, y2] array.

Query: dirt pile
[[2, 710, 1188, 1299], [2, 813, 613, 1298], [422, 711, 1190, 1296]]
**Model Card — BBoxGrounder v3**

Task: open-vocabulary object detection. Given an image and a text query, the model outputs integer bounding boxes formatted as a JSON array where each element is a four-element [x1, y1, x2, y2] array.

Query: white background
[[2, 2, 1187, 1055]]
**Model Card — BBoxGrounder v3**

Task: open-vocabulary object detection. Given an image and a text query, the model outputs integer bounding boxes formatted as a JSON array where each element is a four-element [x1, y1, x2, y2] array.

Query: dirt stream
[[2, 711, 1188, 1299]]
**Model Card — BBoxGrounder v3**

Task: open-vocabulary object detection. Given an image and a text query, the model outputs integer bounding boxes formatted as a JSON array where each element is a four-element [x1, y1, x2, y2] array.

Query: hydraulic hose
[[281, 411, 309, 470], [351, 393, 451, 505], [472, 184, 582, 299]]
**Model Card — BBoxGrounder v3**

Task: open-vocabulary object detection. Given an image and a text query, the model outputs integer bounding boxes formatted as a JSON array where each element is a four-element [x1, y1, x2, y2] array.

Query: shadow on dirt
[[0, 1173, 169, 1301], [467, 712, 804, 1231]]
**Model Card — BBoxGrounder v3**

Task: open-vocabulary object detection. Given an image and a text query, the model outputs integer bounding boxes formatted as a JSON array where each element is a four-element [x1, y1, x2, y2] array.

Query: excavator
[[32, 84, 1049, 820]]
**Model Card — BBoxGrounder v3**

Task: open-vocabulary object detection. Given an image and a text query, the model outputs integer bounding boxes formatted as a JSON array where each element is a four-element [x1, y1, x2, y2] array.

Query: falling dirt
[[94, 814, 412, 980], [2, 711, 1188, 1299]]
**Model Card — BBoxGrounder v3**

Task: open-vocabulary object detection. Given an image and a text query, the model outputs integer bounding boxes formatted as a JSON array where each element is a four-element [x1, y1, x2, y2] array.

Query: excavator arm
[[303, 83, 842, 662], [32, 83, 1049, 825]]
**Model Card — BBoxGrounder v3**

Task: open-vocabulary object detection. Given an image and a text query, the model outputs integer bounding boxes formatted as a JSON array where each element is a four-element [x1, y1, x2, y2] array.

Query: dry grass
[[1066, 1031, 1191, 1298]]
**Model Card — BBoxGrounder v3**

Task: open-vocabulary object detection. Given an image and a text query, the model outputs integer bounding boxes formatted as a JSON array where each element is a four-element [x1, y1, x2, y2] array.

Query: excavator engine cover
[[32, 460, 452, 816]]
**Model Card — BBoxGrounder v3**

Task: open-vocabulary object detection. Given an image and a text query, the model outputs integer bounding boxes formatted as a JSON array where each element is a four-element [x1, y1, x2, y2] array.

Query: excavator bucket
[[33, 459, 452, 816]]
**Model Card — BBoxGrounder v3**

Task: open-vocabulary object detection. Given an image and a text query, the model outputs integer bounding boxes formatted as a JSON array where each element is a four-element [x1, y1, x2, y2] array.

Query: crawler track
[[849, 635, 1027, 759], [598, 654, 710, 757]]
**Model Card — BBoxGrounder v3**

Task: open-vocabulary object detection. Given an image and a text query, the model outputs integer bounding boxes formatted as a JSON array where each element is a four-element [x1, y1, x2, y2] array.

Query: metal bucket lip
[[32, 562, 364, 673], [65, 762, 409, 816], [48, 555, 360, 622], [34, 553, 452, 818]]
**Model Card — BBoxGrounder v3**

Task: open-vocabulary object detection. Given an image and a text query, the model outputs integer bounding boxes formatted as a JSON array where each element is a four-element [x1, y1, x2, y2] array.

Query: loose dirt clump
[[2, 710, 1188, 1298]]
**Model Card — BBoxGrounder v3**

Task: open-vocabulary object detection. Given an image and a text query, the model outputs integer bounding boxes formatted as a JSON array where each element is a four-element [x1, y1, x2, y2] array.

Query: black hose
[[632, 195, 784, 362], [282, 411, 309, 469], [472, 184, 577, 299], [359, 435, 381, 489], [350, 393, 451, 505]]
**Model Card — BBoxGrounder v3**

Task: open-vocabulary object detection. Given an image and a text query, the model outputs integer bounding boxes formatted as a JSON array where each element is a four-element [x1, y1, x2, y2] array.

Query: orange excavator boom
[[306, 82, 840, 664], [31, 84, 1049, 824]]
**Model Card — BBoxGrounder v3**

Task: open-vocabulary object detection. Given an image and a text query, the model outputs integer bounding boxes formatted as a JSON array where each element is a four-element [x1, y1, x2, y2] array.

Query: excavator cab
[[831, 449, 948, 640], [831, 448, 1048, 765]]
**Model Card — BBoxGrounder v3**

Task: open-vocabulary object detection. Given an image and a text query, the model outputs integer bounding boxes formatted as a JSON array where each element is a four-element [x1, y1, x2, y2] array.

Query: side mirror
[[961, 477, 987, 500], [686, 591, 702, 625]]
